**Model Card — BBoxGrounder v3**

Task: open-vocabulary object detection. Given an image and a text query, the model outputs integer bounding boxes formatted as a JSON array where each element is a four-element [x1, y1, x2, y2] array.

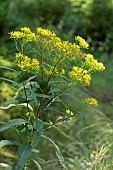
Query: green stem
[[37, 83, 72, 116], [47, 57, 62, 84], [40, 45, 44, 82], [22, 75, 30, 113], [36, 98, 43, 118]]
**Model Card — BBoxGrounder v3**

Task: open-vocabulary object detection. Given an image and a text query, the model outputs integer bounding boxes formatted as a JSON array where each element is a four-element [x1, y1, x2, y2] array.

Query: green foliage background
[[0, 0, 113, 169]]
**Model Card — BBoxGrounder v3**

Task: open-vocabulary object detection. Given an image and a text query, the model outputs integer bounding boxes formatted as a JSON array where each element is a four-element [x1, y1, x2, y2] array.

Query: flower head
[[85, 98, 98, 106], [9, 31, 24, 39], [15, 53, 39, 72], [75, 36, 89, 49], [68, 66, 91, 86], [36, 27, 56, 38], [85, 54, 105, 71]]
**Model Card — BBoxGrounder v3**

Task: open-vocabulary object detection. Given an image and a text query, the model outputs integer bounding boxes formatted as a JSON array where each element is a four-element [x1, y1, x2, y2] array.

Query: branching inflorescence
[[0, 27, 106, 170], [9, 27, 105, 114]]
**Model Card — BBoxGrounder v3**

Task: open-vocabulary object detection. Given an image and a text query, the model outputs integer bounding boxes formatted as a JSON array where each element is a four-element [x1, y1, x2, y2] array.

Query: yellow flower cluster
[[68, 66, 91, 86], [20, 27, 31, 33], [9, 27, 36, 42], [55, 40, 78, 59], [85, 98, 98, 106], [9, 27, 105, 84], [36, 27, 56, 38], [16, 53, 39, 72], [85, 54, 105, 71], [75, 36, 89, 49], [9, 31, 24, 39]]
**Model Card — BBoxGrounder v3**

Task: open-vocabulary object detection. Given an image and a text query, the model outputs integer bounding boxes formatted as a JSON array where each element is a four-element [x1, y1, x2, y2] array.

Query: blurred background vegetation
[[0, 0, 113, 169]]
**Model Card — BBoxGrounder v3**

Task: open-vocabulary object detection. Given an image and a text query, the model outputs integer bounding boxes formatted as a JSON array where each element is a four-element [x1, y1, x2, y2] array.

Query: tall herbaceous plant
[[0, 27, 105, 169]]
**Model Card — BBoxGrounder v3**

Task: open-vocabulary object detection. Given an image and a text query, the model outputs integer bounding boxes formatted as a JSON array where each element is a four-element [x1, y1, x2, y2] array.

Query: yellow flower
[[60, 69, 65, 75], [26, 112, 34, 116], [83, 160, 88, 163], [85, 98, 98, 106], [92, 150, 97, 155], [75, 36, 89, 49], [66, 109, 74, 116]]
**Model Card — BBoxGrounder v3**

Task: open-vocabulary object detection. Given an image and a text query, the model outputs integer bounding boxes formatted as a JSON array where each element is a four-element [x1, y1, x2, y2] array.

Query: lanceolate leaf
[[48, 88, 61, 94], [29, 87, 38, 106], [42, 135, 66, 168], [26, 81, 40, 89], [0, 97, 27, 107], [27, 75, 37, 82], [5, 167, 12, 170], [0, 103, 33, 111], [45, 106, 68, 116], [0, 163, 12, 170], [51, 125, 71, 140], [13, 144, 32, 170], [31, 118, 43, 148], [0, 119, 27, 132], [0, 66, 16, 72], [32, 159, 42, 170], [0, 140, 19, 149], [44, 122, 71, 140], [0, 77, 19, 86], [36, 93, 52, 98], [0, 98, 20, 107]]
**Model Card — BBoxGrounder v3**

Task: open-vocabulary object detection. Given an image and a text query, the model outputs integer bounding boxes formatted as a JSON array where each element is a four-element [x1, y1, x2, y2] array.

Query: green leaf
[[55, 98, 70, 108], [32, 159, 42, 170], [5, 167, 12, 170], [0, 65, 16, 72], [48, 88, 61, 94], [0, 163, 12, 170], [0, 140, 19, 149], [29, 87, 38, 106], [27, 75, 37, 82], [13, 143, 32, 170], [36, 93, 52, 98], [26, 81, 40, 89], [57, 117, 70, 123], [0, 77, 19, 86], [0, 96, 27, 107], [42, 135, 66, 168], [31, 118, 43, 148], [7, 85, 19, 91], [44, 122, 71, 140], [32, 149, 39, 154], [45, 106, 68, 116], [0, 98, 19, 107], [51, 125, 71, 140], [0, 119, 27, 132], [0, 103, 33, 111]]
